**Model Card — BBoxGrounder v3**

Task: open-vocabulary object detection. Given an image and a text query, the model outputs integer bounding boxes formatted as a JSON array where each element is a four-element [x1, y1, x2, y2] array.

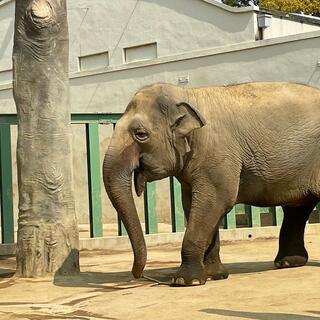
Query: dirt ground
[[0, 235, 319, 320]]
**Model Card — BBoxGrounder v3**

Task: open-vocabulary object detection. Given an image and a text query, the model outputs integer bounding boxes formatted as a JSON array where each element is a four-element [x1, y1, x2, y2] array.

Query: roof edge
[[0, 0, 257, 13], [259, 7, 320, 26], [0, 0, 14, 9], [201, 0, 258, 13]]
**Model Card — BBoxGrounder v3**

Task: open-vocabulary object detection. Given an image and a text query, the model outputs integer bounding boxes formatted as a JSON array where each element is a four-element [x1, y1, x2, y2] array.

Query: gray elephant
[[103, 82, 320, 286]]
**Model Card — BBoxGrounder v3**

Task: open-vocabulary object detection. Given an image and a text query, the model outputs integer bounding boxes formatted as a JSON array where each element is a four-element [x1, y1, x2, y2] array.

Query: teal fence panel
[[169, 177, 185, 232], [0, 113, 319, 243], [144, 182, 158, 234], [224, 206, 236, 229], [0, 124, 14, 243], [86, 122, 103, 238]]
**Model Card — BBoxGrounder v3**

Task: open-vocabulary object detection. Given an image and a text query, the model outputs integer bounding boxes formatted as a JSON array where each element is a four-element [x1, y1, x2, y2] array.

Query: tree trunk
[[13, 0, 79, 277]]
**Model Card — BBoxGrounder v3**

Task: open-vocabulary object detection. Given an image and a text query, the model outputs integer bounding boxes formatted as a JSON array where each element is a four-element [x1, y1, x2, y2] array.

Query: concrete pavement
[[0, 234, 319, 320]]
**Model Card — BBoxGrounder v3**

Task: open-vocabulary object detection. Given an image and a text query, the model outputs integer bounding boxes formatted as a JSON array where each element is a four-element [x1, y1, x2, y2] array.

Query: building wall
[[69, 32, 320, 114], [0, 0, 14, 78], [0, 0, 256, 79], [263, 16, 320, 39]]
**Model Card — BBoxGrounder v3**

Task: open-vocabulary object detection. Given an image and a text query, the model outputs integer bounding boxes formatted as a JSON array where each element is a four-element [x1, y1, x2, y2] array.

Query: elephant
[[103, 82, 320, 286]]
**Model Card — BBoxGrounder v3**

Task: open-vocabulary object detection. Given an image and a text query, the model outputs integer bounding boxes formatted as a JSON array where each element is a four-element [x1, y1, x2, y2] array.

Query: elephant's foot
[[205, 261, 229, 281], [274, 246, 308, 268], [171, 262, 207, 286], [274, 255, 308, 268]]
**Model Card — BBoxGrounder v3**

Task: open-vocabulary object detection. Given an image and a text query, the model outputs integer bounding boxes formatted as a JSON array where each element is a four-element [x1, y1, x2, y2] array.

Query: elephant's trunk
[[103, 131, 146, 278]]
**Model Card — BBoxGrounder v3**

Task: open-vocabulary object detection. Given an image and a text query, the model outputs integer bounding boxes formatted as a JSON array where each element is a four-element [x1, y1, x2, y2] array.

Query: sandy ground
[[0, 235, 319, 320]]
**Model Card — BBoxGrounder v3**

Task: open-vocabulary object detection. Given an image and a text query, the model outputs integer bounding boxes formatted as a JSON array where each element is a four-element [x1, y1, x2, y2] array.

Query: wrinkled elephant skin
[[103, 82, 320, 286]]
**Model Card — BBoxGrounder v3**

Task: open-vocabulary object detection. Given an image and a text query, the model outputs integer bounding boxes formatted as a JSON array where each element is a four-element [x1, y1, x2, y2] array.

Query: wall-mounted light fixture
[[257, 12, 272, 40], [258, 13, 272, 28]]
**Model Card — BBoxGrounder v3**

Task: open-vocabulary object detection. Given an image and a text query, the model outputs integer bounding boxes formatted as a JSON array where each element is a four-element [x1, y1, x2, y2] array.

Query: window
[[79, 51, 109, 71], [124, 43, 157, 63]]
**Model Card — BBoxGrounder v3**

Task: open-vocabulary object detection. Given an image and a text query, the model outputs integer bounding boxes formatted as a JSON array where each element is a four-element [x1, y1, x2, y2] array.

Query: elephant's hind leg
[[204, 228, 229, 280], [274, 202, 317, 268]]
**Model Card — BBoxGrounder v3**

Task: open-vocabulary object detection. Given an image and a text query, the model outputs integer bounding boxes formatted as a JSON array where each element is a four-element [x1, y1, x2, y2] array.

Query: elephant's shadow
[[53, 260, 320, 289]]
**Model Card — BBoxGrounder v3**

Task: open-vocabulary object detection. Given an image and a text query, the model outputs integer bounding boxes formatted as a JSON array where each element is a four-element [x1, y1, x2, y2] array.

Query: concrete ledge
[[80, 232, 185, 251], [0, 0, 13, 9], [0, 243, 16, 256], [1, 30, 319, 89], [80, 224, 320, 251], [201, 0, 257, 13], [2, 224, 319, 255], [0, 82, 12, 91]]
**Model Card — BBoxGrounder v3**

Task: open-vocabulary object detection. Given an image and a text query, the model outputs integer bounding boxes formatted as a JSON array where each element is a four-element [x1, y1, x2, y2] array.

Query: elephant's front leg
[[181, 182, 228, 281], [172, 184, 233, 286]]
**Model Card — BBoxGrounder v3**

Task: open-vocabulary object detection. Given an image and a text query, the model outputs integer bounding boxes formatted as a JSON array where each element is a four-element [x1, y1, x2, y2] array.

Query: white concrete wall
[[263, 15, 320, 39], [0, 0, 14, 73], [69, 0, 256, 70], [2, 0, 319, 84], [0, 0, 256, 81], [68, 32, 320, 114], [2, 31, 319, 114]]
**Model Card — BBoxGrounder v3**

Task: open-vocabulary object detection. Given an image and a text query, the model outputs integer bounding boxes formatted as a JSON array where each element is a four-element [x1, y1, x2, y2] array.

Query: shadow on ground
[[0, 255, 16, 281], [200, 308, 320, 320], [0, 254, 319, 291], [51, 260, 320, 289]]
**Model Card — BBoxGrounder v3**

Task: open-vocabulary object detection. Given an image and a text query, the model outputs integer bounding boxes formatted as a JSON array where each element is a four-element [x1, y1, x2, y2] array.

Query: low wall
[[1, 223, 320, 255]]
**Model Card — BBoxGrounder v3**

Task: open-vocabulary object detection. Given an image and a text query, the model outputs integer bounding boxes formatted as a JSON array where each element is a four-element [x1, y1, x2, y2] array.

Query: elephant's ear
[[169, 102, 206, 156], [170, 102, 206, 136]]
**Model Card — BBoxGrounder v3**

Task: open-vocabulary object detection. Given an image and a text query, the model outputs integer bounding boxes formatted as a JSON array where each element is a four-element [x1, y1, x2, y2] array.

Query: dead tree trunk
[[13, 0, 79, 277]]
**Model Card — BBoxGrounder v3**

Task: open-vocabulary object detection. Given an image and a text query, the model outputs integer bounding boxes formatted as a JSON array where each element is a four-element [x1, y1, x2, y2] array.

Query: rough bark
[[13, 0, 79, 277]]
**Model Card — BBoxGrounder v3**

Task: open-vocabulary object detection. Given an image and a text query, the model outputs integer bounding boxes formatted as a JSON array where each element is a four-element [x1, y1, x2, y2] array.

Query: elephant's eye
[[133, 128, 149, 142]]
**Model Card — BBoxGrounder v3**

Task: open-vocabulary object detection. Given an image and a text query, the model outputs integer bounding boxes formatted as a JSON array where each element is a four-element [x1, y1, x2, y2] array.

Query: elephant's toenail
[[192, 279, 201, 285], [176, 277, 185, 285], [282, 261, 290, 267]]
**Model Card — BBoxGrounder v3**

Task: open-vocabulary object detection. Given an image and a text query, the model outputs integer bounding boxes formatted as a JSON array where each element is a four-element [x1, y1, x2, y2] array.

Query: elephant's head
[[103, 84, 205, 278]]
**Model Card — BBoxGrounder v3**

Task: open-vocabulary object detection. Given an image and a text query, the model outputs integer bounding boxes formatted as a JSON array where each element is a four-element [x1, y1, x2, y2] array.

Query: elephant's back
[[196, 82, 319, 112], [192, 82, 320, 143], [227, 83, 320, 202]]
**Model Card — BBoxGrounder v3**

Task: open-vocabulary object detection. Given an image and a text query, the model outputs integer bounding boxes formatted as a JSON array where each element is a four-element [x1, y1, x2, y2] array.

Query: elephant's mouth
[[134, 168, 147, 197], [134, 159, 169, 197]]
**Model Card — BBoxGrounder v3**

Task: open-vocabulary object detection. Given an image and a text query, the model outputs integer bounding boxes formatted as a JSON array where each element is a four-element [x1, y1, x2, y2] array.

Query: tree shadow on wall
[[200, 308, 320, 320]]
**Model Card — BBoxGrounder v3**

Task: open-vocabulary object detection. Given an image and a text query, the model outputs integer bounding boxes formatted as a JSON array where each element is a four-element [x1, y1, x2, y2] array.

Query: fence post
[[224, 206, 236, 229], [249, 206, 261, 227], [0, 124, 14, 243], [85, 122, 103, 238], [144, 182, 158, 234], [170, 177, 185, 232], [272, 207, 284, 226], [117, 216, 127, 236]]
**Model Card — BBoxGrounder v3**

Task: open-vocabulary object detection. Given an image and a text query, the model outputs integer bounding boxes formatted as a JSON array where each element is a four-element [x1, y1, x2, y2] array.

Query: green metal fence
[[0, 114, 319, 244]]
